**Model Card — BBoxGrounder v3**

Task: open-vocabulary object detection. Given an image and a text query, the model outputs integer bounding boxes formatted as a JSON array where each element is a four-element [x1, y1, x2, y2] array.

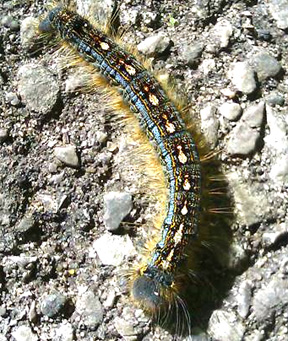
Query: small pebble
[[213, 19, 233, 48], [252, 278, 288, 322], [76, 0, 114, 27], [208, 310, 245, 341], [219, 102, 242, 121], [266, 91, 284, 106], [20, 17, 39, 50], [114, 317, 137, 339], [75, 290, 103, 330], [242, 102, 265, 128], [262, 222, 287, 247], [55, 322, 74, 341], [40, 293, 68, 318], [0, 129, 9, 143], [251, 51, 281, 81], [54, 145, 80, 168], [236, 281, 252, 318], [181, 42, 204, 66], [17, 64, 59, 115], [0, 306, 6, 317], [2, 15, 19, 31], [227, 172, 274, 226], [230, 61, 257, 94], [103, 192, 133, 231], [200, 105, 219, 148], [137, 33, 172, 57], [268, 0, 288, 29], [92, 233, 135, 266], [16, 215, 35, 236], [5, 91, 20, 106], [11, 325, 38, 341], [199, 58, 216, 75]]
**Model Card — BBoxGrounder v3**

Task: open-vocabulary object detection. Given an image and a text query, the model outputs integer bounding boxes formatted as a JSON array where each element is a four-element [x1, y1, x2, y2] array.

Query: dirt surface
[[1, 0, 288, 340]]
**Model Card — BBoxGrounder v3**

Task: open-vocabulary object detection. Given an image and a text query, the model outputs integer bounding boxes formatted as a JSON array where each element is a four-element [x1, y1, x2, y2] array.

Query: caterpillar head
[[131, 266, 191, 337], [39, 6, 63, 33]]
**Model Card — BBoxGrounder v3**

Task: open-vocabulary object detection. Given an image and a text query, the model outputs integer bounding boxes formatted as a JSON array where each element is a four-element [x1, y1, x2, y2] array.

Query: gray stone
[[17, 64, 59, 114], [92, 233, 135, 266], [213, 19, 233, 48], [35, 192, 58, 213], [208, 310, 245, 341], [54, 322, 74, 341], [75, 290, 103, 330], [16, 215, 35, 235], [137, 33, 172, 57], [1, 15, 19, 30], [230, 62, 257, 94], [0, 334, 7, 341], [95, 131, 108, 144], [219, 102, 242, 121], [103, 289, 116, 309], [226, 242, 248, 270], [227, 122, 260, 156], [28, 301, 37, 323], [265, 105, 288, 183], [227, 173, 271, 226], [0, 129, 8, 143], [20, 17, 39, 50], [40, 293, 68, 318], [242, 102, 265, 128], [0, 306, 6, 317], [200, 58, 216, 75], [200, 105, 219, 148], [252, 278, 288, 322], [266, 91, 285, 106], [251, 51, 281, 81], [182, 42, 204, 66], [11, 325, 38, 341], [270, 156, 288, 184], [237, 281, 252, 318], [54, 145, 80, 168], [76, 0, 114, 27], [103, 192, 133, 231], [114, 317, 137, 339], [269, 0, 288, 29], [5, 91, 20, 106]]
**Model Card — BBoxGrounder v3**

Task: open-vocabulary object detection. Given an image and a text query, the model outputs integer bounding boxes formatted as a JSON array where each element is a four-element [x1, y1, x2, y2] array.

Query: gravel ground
[[1, 0, 288, 340]]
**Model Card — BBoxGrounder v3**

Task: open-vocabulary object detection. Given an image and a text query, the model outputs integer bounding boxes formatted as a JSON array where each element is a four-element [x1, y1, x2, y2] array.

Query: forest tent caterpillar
[[39, 4, 202, 335]]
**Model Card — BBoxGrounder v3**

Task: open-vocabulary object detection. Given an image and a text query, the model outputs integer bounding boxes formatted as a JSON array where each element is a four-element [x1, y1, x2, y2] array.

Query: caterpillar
[[39, 3, 206, 338]]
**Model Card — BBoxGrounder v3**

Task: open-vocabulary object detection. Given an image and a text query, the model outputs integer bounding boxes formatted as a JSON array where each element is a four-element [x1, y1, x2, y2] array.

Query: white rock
[[200, 105, 219, 148], [92, 233, 135, 266], [208, 310, 245, 341], [137, 33, 171, 57], [11, 326, 38, 341], [214, 19, 233, 48], [230, 62, 256, 94], [54, 145, 80, 168], [219, 102, 242, 121]]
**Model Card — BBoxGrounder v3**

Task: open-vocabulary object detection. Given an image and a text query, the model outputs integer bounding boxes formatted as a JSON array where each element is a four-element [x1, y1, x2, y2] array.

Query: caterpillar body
[[39, 5, 202, 335]]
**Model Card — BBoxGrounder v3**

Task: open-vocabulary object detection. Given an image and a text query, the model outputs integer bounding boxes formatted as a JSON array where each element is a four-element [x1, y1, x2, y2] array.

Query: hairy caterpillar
[[39, 4, 209, 337]]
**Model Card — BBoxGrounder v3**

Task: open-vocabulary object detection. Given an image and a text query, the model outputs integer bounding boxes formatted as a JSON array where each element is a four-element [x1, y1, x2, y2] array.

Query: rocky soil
[[1, 0, 288, 340]]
